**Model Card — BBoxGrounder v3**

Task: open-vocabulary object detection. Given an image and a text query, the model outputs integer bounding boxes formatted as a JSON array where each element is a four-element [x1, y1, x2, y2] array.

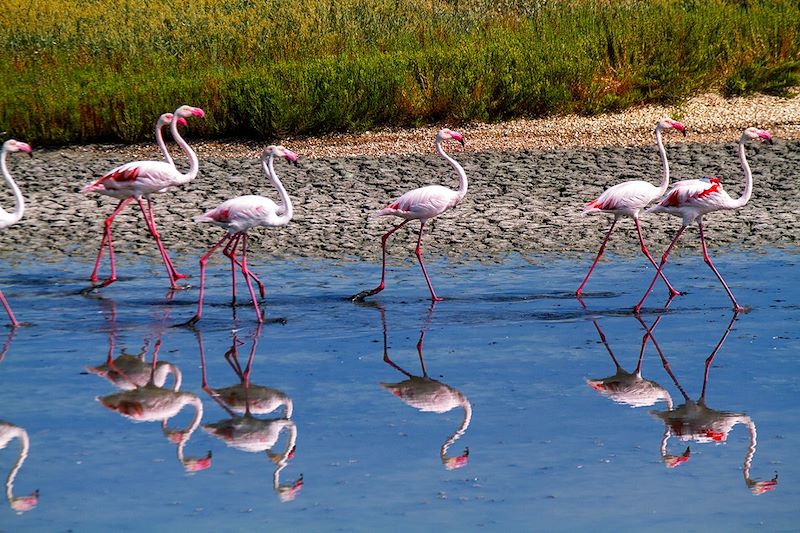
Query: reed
[[2, 0, 798, 144]]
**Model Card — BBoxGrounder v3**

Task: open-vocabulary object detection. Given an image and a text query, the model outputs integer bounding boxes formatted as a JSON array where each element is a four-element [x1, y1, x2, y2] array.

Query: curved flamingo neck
[[440, 395, 472, 458], [156, 119, 175, 167], [732, 137, 754, 209], [0, 148, 24, 226], [5, 428, 28, 503], [654, 124, 670, 195], [283, 397, 294, 419], [436, 139, 468, 201], [262, 153, 293, 224], [169, 114, 199, 185]]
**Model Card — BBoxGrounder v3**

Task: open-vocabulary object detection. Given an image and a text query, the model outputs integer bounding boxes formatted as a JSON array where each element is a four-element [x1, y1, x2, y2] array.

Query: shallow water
[[0, 251, 797, 531]]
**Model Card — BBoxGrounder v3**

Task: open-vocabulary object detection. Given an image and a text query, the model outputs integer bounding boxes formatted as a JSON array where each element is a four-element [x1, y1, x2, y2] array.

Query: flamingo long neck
[[731, 137, 754, 209], [154, 363, 183, 391], [5, 429, 28, 503], [742, 416, 757, 481], [440, 396, 472, 459], [283, 397, 294, 419], [436, 139, 468, 201], [262, 154, 293, 224], [654, 124, 670, 195], [0, 148, 24, 226], [156, 119, 175, 166], [169, 115, 199, 185]]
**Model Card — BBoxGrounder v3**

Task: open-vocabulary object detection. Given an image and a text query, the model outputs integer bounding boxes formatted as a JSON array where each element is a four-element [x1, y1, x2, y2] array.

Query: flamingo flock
[[0, 109, 778, 327]]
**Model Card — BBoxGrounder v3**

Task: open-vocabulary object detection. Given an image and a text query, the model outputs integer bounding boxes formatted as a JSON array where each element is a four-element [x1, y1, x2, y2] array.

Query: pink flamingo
[[184, 145, 297, 326], [0, 139, 32, 328], [352, 128, 467, 302], [634, 127, 773, 313], [576, 118, 686, 298], [81, 105, 205, 290]]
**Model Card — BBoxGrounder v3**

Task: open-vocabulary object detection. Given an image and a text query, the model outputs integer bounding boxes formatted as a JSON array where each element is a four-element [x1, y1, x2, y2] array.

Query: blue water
[[0, 251, 797, 531]]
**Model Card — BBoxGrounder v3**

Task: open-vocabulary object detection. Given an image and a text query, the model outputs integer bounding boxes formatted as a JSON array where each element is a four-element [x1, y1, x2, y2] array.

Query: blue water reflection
[[0, 252, 797, 529]]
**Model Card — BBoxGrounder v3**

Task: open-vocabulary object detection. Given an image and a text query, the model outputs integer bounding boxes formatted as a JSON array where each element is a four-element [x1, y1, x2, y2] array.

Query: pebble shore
[[2, 92, 799, 264]]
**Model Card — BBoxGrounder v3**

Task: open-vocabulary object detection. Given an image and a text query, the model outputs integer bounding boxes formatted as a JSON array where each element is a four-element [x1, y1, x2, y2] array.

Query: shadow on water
[[0, 252, 797, 528]]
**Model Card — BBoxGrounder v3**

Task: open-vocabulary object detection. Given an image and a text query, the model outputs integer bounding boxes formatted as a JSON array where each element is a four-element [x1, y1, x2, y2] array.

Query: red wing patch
[[215, 208, 230, 222], [696, 182, 720, 199], [386, 201, 401, 211], [105, 166, 140, 183], [663, 189, 683, 207]]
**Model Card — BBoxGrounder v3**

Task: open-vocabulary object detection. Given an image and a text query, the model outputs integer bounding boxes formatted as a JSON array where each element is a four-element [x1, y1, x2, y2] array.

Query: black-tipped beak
[[459, 138, 465, 148]]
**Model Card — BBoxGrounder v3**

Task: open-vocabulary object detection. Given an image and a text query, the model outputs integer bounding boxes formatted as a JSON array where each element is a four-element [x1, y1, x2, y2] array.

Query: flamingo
[[651, 314, 778, 494], [184, 145, 297, 326], [634, 127, 773, 313], [81, 105, 205, 291], [0, 422, 39, 513], [576, 118, 686, 298], [351, 128, 467, 303], [0, 139, 32, 327], [86, 337, 183, 392]]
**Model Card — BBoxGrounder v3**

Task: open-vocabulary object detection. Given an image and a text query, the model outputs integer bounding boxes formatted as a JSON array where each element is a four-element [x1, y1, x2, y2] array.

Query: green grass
[[2, 0, 799, 145]]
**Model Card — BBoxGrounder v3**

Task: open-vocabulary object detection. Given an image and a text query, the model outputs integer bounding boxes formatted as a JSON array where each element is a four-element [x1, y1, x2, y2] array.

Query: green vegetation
[[2, 0, 799, 145]]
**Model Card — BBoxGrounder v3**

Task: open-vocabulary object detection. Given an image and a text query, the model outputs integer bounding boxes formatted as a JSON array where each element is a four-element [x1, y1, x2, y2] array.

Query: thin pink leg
[[238, 234, 264, 323], [634, 225, 687, 314], [223, 234, 242, 306], [144, 198, 188, 283], [224, 235, 266, 301], [185, 233, 231, 326], [414, 222, 443, 302], [698, 220, 746, 313], [351, 220, 411, 301], [0, 288, 20, 328], [699, 312, 739, 401], [91, 198, 133, 286], [634, 218, 682, 298], [576, 218, 618, 296]]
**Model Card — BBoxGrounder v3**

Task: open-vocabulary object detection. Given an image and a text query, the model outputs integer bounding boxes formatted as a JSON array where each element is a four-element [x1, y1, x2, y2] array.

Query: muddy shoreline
[[2, 91, 800, 265]]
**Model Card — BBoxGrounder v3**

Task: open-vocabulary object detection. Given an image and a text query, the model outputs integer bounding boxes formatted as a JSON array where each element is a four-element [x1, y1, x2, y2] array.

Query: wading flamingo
[[0, 422, 38, 513], [351, 128, 467, 303], [81, 105, 205, 291], [0, 139, 32, 328], [651, 314, 778, 494], [184, 145, 297, 326], [576, 118, 686, 298], [634, 127, 772, 313]]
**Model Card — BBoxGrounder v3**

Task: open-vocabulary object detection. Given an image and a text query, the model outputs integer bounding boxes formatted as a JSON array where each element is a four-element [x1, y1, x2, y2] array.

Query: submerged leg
[[576, 217, 617, 297], [184, 233, 232, 326], [0, 288, 20, 328], [90, 198, 133, 287], [698, 220, 746, 313], [238, 234, 264, 323], [634, 225, 687, 314], [415, 222, 443, 302], [634, 218, 682, 298], [350, 219, 411, 301]]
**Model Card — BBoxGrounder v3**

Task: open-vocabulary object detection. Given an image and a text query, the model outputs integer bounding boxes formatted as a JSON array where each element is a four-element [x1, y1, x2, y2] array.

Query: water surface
[[0, 251, 797, 531]]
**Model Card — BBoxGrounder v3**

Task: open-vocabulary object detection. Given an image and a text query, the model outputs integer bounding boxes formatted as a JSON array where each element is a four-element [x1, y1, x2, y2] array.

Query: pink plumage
[[635, 127, 772, 313], [352, 128, 468, 302]]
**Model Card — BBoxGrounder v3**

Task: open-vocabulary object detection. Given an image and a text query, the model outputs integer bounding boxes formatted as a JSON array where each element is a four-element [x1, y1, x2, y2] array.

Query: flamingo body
[[576, 118, 685, 298], [82, 160, 184, 199], [194, 194, 288, 233]]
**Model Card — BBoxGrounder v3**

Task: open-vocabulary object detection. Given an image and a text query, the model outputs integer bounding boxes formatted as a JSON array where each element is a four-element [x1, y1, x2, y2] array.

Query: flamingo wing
[[194, 195, 282, 232], [378, 185, 459, 220], [656, 177, 726, 209], [584, 180, 660, 214], [82, 160, 180, 196]]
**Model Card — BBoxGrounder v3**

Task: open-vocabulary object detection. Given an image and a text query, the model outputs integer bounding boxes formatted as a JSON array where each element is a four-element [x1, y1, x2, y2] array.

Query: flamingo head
[[159, 113, 189, 128], [182, 451, 213, 473], [174, 105, 206, 120], [663, 446, 691, 469], [436, 128, 465, 148], [747, 473, 779, 496], [3, 139, 32, 156], [743, 127, 772, 144], [657, 117, 686, 136], [442, 447, 470, 470], [9, 490, 39, 513], [267, 145, 299, 166]]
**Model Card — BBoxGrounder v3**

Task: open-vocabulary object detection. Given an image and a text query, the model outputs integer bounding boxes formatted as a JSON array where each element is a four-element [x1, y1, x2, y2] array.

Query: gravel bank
[[2, 93, 799, 264]]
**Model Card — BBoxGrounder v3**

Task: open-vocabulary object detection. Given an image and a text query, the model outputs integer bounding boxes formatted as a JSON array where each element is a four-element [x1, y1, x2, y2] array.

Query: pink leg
[[144, 198, 188, 283], [90, 198, 133, 286], [238, 234, 264, 323], [351, 220, 411, 301], [185, 233, 232, 326], [698, 220, 746, 313], [634, 225, 687, 314], [576, 218, 618, 296], [0, 288, 20, 328], [136, 199, 185, 290], [414, 222, 443, 302], [633, 218, 682, 298], [224, 235, 267, 301], [699, 312, 739, 401], [223, 234, 242, 306]]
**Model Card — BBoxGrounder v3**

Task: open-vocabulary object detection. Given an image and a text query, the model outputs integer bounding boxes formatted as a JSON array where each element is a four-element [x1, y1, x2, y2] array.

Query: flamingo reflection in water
[[198, 328, 302, 502], [0, 422, 38, 513], [96, 333, 211, 473], [650, 313, 778, 495], [376, 303, 471, 470]]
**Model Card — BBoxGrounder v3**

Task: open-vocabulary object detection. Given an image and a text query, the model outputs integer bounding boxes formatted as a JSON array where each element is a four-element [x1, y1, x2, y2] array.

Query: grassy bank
[[2, 0, 799, 145]]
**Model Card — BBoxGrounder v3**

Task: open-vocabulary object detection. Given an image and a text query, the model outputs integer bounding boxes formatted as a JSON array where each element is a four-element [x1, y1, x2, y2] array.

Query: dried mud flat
[[2, 93, 799, 265]]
